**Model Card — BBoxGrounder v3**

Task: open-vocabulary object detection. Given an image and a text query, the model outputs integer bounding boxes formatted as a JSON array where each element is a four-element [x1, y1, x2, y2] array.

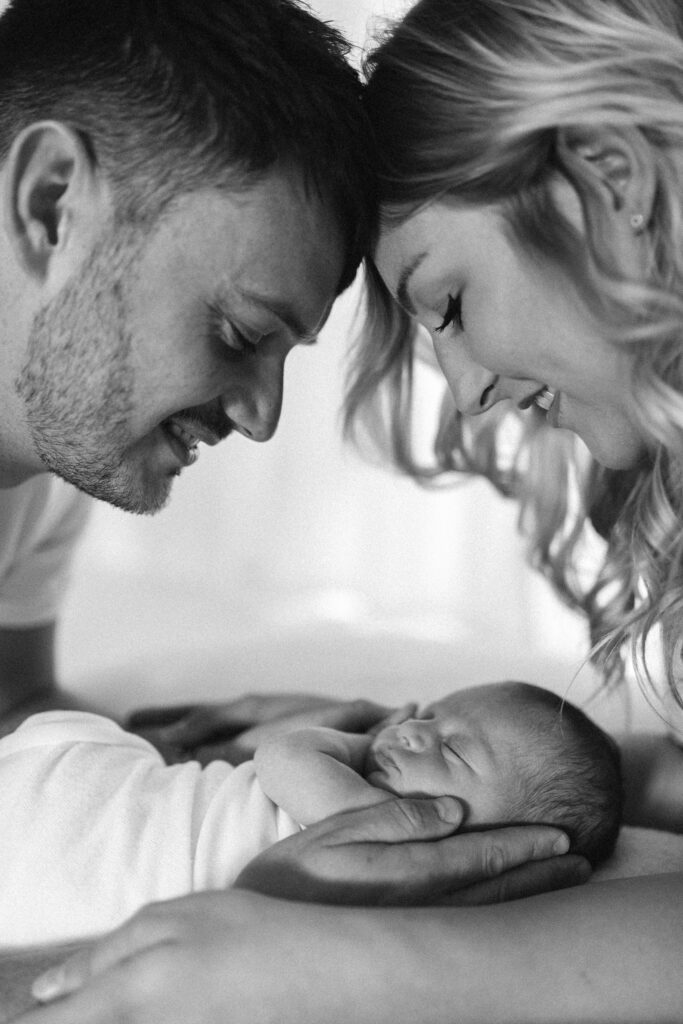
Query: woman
[[18, 2, 683, 1022], [351, 0, 683, 721]]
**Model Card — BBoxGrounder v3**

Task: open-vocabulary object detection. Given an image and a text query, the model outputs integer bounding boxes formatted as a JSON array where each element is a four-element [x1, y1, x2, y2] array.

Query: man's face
[[16, 171, 344, 513]]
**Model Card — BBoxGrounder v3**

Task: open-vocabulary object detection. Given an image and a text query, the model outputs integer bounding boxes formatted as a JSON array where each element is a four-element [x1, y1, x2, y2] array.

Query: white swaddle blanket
[[0, 712, 299, 946]]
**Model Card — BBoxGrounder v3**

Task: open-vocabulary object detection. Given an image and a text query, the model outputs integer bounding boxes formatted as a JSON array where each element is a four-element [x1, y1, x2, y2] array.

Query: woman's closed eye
[[435, 292, 463, 334]]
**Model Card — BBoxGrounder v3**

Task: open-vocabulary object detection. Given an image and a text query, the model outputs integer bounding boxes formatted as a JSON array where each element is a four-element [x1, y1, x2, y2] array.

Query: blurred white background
[[57, 0, 660, 734]]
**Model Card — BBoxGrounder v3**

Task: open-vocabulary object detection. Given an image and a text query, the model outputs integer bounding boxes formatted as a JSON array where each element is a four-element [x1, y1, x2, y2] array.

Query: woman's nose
[[221, 354, 285, 442], [433, 337, 499, 416]]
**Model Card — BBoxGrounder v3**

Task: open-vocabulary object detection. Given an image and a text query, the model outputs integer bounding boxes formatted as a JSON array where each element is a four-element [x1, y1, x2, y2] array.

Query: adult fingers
[[189, 701, 397, 763], [128, 698, 285, 744], [366, 702, 418, 737], [32, 908, 179, 1005], [126, 706, 242, 752], [441, 854, 592, 906], [25, 955, 167, 1024], [382, 702, 419, 726], [318, 699, 395, 733], [190, 738, 249, 766], [311, 801, 570, 871], [236, 811, 572, 905], [430, 825, 572, 884], [330, 816, 574, 893], [133, 695, 352, 748], [234, 797, 466, 902], [320, 795, 465, 843], [157, 706, 247, 746], [126, 704, 197, 730], [32, 948, 97, 1004], [22, 981, 117, 1024]]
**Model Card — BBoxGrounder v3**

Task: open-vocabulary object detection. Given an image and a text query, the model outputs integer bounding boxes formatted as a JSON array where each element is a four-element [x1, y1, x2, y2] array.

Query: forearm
[[0, 623, 57, 707], [255, 729, 384, 824], [281, 874, 683, 1024], [619, 732, 683, 831]]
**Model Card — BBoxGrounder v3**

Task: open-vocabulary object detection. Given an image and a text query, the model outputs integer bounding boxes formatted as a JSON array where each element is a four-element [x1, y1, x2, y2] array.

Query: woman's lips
[[533, 386, 556, 412]]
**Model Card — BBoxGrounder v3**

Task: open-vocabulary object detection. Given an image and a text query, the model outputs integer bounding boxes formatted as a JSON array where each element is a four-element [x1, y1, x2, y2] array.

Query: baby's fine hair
[[346, 0, 683, 700], [502, 683, 622, 867]]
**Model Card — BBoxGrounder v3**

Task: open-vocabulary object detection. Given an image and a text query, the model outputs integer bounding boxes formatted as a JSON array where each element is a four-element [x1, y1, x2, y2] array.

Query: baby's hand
[[366, 702, 418, 739]]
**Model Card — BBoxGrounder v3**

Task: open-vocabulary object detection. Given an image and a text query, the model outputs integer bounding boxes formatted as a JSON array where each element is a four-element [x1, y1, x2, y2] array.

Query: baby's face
[[367, 683, 529, 827]]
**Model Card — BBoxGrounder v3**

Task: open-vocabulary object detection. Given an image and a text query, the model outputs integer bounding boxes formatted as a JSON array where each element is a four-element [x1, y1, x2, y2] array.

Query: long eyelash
[[435, 293, 463, 334]]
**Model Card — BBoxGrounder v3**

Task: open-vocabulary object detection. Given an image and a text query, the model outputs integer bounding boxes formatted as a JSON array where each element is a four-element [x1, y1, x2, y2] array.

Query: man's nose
[[433, 338, 499, 416], [221, 354, 285, 443]]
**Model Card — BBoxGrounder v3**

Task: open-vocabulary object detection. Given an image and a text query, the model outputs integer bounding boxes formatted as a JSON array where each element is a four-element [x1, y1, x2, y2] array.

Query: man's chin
[[43, 454, 174, 515]]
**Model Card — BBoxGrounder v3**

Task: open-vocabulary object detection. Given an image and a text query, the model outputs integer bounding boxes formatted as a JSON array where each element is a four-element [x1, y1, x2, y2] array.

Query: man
[[0, 0, 373, 730], [0, 0, 588, 1018]]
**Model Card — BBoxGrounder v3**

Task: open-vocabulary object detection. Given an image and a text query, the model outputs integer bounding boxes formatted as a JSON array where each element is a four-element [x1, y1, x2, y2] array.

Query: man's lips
[[162, 401, 234, 451], [164, 416, 222, 448], [160, 407, 233, 470]]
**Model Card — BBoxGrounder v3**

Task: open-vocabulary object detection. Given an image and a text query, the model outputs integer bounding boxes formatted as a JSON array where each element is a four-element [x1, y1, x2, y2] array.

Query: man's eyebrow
[[396, 252, 427, 316], [238, 287, 320, 343]]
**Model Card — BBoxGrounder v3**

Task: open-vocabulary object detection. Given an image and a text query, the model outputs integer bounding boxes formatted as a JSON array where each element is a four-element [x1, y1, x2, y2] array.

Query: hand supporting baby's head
[[365, 682, 622, 867]]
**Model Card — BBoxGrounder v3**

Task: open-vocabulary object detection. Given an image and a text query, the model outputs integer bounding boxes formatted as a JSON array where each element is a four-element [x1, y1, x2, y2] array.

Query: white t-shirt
[[0, 475, 90, 627], [0, 711, 299, 947]]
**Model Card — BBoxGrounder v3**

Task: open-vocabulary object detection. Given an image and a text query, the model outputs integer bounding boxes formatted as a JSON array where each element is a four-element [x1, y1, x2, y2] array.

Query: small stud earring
[[630, 212, 645, 232]]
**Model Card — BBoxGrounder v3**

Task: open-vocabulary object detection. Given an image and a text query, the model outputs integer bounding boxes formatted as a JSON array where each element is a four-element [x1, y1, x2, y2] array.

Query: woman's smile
[[375, 197, 646, 469]]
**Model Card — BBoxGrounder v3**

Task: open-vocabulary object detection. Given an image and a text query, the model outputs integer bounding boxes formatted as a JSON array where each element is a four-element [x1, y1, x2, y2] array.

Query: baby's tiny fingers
[[367, 702, 418, 737], [385, 702, 419, 725]]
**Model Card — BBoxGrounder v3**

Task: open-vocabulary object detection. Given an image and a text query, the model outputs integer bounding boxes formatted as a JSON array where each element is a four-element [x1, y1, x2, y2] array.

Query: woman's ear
[[557, 125, 656, 229], [555, 125, 657, 276], [3, 120, 105, 284]]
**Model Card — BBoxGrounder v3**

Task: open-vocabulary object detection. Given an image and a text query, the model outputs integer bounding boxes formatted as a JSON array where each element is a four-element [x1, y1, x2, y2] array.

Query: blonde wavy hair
[[346, 0, 683, 702]]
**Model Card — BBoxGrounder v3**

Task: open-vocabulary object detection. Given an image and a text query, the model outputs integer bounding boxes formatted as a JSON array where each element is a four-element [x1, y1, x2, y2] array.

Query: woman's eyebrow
[[396, 252, 427, 315]]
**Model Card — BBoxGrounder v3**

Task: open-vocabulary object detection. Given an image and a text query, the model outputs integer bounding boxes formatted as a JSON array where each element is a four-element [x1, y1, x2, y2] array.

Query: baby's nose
[[396, 721, 433, 752]]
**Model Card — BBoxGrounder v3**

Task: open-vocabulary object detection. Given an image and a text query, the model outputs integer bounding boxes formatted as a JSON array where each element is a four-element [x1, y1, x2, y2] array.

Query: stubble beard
[[15, 228, 172, 515]]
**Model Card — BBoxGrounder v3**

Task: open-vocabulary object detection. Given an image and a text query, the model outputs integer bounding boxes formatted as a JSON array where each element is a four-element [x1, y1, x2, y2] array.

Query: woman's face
[[374, 195, 646, 469]]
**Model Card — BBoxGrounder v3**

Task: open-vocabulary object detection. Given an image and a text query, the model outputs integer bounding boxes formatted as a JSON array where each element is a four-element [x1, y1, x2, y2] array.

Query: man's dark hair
[[0, 0, 375, 291], [505, 683, 623, 867]]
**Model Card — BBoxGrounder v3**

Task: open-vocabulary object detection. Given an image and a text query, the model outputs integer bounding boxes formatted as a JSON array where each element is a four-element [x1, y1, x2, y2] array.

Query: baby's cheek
[[365, 770, 402, 797]]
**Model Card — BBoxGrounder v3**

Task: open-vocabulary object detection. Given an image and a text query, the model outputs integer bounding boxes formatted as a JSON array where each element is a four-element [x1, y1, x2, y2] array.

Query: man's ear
[[557, 125, 656, 230], [3, 120, 104, 284]]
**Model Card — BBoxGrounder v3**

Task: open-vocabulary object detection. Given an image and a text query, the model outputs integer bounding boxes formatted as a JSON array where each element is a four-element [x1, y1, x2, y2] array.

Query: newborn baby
[[0, 681, 620, 946]]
